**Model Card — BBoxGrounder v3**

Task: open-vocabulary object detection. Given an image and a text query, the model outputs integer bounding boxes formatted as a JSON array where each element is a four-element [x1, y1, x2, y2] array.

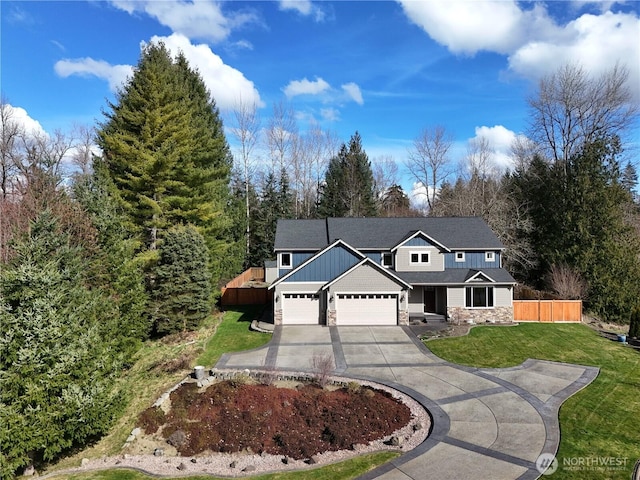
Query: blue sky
[[2, 1, 639, 199]]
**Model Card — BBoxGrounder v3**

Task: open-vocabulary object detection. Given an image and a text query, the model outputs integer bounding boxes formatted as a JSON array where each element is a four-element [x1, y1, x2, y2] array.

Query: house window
[[485, 252, 495, 262], [465, 287, 494, 308], [455, 252, 465, 262], [410, 251, 430, 264], [280, 252, 292, 269], [382, 253, 393, 267]]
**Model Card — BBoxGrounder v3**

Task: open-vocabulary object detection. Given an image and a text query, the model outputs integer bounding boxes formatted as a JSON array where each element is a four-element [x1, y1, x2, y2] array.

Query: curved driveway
[[216, 325, 599, 480]]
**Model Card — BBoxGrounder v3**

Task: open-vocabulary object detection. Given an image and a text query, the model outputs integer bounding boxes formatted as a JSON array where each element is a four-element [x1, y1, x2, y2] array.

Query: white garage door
[[336, 294, 398, 325], [282, 293, 320, 324]]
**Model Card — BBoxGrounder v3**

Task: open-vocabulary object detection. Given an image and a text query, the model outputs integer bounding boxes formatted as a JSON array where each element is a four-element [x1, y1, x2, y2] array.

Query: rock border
[[41, 369, 430, 479]]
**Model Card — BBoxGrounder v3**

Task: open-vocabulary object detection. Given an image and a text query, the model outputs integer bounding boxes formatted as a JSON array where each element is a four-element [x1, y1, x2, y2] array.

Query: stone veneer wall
[[447, 306, 513, 324], [274, 310, 283, 326], [399, 310, 409, 326], [327, 310, 337, 326]]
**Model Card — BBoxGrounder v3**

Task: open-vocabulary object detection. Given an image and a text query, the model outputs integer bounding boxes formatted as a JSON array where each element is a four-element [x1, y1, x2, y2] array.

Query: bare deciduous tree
[[547, 263, 588, 300], [230, 100, 261, 260], [405, 125, 453, 213], [265, 100, 296, 175], [372, 155, 399, 197], [528, 62, 638, 166]]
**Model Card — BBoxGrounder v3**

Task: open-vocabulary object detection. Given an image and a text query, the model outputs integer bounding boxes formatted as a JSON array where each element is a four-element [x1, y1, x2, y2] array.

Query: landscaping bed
[[138, 378, 414, 460]]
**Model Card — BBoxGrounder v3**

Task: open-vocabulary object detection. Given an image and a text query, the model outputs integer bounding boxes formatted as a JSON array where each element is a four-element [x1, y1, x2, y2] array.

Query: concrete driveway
[[216, 325, 598, 480]]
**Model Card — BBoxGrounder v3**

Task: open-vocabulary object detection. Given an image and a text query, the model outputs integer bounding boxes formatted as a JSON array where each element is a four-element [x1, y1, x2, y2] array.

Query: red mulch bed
[[138, 380, 411, 460]]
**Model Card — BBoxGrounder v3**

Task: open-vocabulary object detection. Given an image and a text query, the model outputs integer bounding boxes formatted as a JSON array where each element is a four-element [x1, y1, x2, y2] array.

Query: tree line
[[0, 39, 638, 477]]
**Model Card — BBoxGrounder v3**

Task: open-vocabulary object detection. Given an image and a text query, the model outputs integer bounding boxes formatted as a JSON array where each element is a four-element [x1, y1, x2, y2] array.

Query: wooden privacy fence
[[221, 267, 272, 306], [221, 287, 273, 306], [513, 300, 582, 323]]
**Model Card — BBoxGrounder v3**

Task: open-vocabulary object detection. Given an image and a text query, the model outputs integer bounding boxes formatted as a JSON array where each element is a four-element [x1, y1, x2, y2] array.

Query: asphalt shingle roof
[[274, 217, 504, 251]]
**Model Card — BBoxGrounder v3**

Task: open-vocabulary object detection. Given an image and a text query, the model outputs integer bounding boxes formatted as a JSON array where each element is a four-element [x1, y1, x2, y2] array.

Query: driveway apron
[[216, 326, 599, 480]]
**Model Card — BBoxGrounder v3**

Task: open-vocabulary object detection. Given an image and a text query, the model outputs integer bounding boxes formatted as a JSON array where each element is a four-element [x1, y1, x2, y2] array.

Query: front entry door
[[423, 287, 436, 313]]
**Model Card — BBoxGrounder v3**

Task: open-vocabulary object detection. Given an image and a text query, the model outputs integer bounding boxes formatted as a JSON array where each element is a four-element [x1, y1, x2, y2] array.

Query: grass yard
[[427, 323, 640, 479], [196, 305, 272, 366], [49, 452, 400, 480]]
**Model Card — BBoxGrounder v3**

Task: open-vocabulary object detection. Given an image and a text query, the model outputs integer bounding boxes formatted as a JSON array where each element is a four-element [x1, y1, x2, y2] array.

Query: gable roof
[[322, 257, 412, 290], [274, 217, 505, 251], [391, 230, 451, 252], [268, 239, 365, 289]]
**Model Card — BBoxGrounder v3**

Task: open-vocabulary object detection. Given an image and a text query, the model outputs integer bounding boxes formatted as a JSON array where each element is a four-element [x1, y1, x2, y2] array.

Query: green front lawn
[[427, 323, 640, 479], [196, 305, 271, 367], [47, 452, 399, 480]]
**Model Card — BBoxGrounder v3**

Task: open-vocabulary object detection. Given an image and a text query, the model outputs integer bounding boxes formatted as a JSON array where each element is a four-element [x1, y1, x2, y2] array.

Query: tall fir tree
[[317, 132, 377, 218], [97, 42, 241, 287]]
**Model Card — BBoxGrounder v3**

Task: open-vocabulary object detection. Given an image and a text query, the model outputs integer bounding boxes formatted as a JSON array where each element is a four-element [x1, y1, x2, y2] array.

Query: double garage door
[[336, 294, 398, 325], [281, 292, 398, 325]]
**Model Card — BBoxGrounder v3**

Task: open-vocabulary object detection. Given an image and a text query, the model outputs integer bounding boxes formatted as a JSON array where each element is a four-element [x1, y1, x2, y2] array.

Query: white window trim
[[279, 252, 292, 269], [409, 251, 431, 265], [455, 252, 465, 262], [465, 286, 495, 309], [485, 251, 495, 262], [381, 252, 393, 268]]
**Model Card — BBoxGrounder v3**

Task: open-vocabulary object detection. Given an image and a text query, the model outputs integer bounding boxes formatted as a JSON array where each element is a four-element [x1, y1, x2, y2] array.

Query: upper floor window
[[485, 251, 495, 262], [410, 251, 430, 265], [382, 253, 393, 267], [455, 252, 465, 262], [280, 252, 292, 269]]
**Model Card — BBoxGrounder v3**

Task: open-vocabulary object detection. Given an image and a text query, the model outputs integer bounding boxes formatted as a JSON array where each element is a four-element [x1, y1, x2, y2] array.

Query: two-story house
[[268, 217, 516, 326]]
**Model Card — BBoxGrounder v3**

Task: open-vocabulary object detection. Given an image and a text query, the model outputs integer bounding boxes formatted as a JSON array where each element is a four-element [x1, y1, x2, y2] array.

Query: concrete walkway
[[216, 326, 599, 480]]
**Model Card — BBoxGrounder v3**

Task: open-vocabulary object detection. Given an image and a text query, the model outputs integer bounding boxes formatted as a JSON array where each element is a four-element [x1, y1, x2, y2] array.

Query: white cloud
[[508, 11, 640, 97], [341, 82, 364, 105], [397, 0, 534, 55], [55, 35, 261, 111], [3, 104, 47, 137], [278, 0, 325, 21], [320, 107, 340, 122], [467, 125, 529, 170], [54, 58, 133, 92], [397, 1, 639, 98], [109, 0, 258, 43], [150, 33, 262, 110], [283, 77, 330, 97]]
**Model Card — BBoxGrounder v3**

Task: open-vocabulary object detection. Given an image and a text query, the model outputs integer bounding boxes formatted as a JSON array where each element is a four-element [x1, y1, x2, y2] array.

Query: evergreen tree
[[249, 167, 293, 265], [513, 138, 640, 321], [149, 225, 212, 335], [0, 212, 125, 478], [72, 159, 150, 342], [317, 132, 377, 217], [97, 42, 240, 286]]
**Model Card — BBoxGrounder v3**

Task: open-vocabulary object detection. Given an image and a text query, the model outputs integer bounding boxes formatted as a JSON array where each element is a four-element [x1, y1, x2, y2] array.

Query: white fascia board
[[391, 230, 451, 253], [268, 239, 365, 290]]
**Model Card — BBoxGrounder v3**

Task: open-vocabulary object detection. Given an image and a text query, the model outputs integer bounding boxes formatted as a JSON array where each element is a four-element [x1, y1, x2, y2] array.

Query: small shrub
[[310, 352, 334, 387], [166, 429, 187, 448], [154, 352, 193, 373], [229, 372, 253, 387], [138, 406, 166, 434], [346, 381, 361, 394]]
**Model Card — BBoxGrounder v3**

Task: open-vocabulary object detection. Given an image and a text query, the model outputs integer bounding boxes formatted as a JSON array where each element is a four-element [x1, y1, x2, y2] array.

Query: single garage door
[[336, 293, 398, 325], [282, 293, 320, 324]]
